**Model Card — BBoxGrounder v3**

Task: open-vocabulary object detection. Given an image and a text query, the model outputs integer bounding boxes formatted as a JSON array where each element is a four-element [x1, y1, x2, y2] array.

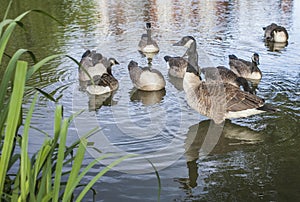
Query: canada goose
[[128, 60, 166, 91], [79, 50, 118, 81], [164, 55, 188, 78], [86, 59, 119, 95], [174, 36, 276, 124], [263, 23, 289, 43], [228, 53, 262, 81], [201, 66, 254, 94], [138, 23, 159, 54]]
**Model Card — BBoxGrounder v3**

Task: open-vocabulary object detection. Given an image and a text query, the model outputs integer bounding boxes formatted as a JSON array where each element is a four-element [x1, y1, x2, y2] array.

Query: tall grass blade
[[2, 0, 13, 21], [20, 93, 38, 201], [147, 159, 161, 202], [26, 54, 80, 80], [36, 157, 52, 202], [76, 154, 135, 202], [0, 10, 61, 64], [62, 138, 87, 201], [0, 0, 13, 35], [0, 49, 31, 109], [53, 105, 63, 143], [52, 118, 69, 202], [62, 154, 115, 202], [0, 61, 27, 195], [35, 87, 57, 103]]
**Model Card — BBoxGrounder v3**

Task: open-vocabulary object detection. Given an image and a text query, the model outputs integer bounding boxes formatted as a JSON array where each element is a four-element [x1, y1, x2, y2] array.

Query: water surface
[[1, 0, 299, 201]]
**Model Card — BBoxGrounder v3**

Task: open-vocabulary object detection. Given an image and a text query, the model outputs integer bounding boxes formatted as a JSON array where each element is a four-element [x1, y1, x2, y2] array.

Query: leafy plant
[[0, 2, 136, 201], [0, 1, 161, 201]]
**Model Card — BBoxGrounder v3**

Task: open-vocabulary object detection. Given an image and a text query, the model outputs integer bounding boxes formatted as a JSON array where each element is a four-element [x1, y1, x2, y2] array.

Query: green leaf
[[62, 138, 87, 201], [35, 88, 57, 103], [0, 61, 27, 196], [0, 49, 31, 110], [20, 93, 38, 201], [52, 118, 69, 202], [75, 154, 135, 202], [146, 159, 161, 202], [2, 0, 13, 21]]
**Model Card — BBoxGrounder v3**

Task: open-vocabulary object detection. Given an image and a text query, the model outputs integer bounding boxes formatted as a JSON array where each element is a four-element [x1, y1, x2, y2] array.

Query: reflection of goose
[[128, 60, 166, 91], [185, 120, 264, 161], [174, 36, 275, 124], [138, 23, 159, 54], [130, 88, 166, 105], [88, 92, 117, 111], [177, 120, 264, 189], [79, 50, 119, 81], [263, 23, 289, 43], [201, 66, 254, 94], [168, 74, 184, 91], [228, 53, 262, 81], [265, 41, 288, 52]]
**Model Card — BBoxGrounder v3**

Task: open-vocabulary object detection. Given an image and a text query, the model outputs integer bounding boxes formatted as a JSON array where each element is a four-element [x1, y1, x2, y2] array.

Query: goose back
[[128, 61, 165, 91], [201, 66, 253, 93], [228, 54, 262, 80]]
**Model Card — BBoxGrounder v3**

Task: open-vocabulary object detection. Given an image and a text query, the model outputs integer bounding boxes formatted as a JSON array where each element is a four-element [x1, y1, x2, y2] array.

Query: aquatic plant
[[0, 2, 135, 201]]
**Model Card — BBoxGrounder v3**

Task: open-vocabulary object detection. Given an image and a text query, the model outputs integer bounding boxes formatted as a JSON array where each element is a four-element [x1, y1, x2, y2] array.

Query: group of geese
[[78, 22, 288, 124]]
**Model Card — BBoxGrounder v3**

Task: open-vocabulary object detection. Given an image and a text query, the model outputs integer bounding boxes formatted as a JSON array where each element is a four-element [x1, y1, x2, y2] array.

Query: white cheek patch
[[184, 39, 194, 48]]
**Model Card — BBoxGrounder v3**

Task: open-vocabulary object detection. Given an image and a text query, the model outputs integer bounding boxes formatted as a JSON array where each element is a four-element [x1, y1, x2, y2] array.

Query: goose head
[[173, 36, 199, 76], [251, 53, 260, 65], [128, 60, 138, 71], [146, 22, 151, 29], [173, 36, 196, 48], [81, 49, 91, 59], [108, 58, 119, 66]]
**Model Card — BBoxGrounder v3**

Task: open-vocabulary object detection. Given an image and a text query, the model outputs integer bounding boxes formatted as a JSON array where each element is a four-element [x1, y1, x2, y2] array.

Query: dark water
[[1, 0, 299, 201]]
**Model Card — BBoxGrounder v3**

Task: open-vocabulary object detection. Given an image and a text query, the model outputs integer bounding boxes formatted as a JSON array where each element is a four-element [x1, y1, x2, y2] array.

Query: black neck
[[236, 77, 252, 93], [186, 41, 199, 76], [107, 65, 112, 75], [147, 29, 152, 44], [251, 62, 258, 73]]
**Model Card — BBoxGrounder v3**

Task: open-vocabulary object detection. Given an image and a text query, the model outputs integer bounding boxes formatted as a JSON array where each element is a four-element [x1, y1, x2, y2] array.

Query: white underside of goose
[[137, 71, 165, 91], [225, 108, 265, 119], [273, 31, 288, 43], [141, 44, 159, 53], [248, 72, 262, 80], [86, 85, 111, 95], [79, 64, 107, 81]]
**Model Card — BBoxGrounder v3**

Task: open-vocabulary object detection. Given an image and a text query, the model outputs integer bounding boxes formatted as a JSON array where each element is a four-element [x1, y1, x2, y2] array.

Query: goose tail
[[257, 104, 279, 112]]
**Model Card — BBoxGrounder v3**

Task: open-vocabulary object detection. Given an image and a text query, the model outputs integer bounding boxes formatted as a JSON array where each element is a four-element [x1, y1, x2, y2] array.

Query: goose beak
[[173, 40, 183, 46]]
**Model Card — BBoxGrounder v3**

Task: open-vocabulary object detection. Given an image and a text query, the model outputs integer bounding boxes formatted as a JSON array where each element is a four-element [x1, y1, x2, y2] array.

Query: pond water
[[2, 0, 300, 201]]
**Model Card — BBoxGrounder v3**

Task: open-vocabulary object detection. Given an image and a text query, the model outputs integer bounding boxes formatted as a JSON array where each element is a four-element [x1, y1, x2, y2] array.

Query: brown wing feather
[[224, 83, 264, 111], [99, 73, 118, 91]]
